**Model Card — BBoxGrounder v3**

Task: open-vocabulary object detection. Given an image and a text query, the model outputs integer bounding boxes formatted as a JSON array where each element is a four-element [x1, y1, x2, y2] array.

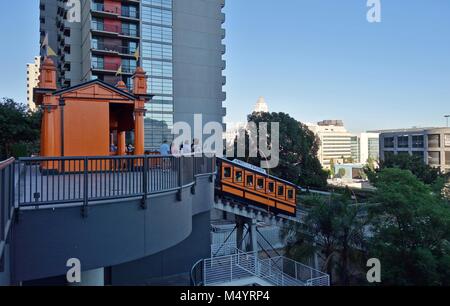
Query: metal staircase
[[191, 244, 329, 287]]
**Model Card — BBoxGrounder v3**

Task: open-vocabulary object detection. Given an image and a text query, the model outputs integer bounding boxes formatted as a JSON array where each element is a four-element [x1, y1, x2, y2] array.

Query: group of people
[[159, 139, 202, 156], [110, 144, 135, 154]]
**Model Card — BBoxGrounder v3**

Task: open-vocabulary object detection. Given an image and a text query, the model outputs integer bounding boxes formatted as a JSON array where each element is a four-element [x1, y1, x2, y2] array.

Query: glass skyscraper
[[141, 0, 174, 149]]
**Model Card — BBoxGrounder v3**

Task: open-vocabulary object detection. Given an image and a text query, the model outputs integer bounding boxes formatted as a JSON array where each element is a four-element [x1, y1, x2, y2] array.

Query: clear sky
[[0, 1, 449, 134], [223, 0, 450, 132]]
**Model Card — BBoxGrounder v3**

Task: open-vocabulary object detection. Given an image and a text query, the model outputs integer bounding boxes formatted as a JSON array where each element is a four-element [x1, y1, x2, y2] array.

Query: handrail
[[16, 155, 216, 212], [1, 157, 16, 263], [190, 258, 204, 286], [197, 246, 330, 286], [0, 158, 15, 170]]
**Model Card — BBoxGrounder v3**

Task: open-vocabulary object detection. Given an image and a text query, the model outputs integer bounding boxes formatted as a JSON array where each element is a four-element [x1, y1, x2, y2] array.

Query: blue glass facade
[[141, 0, 174, 150]]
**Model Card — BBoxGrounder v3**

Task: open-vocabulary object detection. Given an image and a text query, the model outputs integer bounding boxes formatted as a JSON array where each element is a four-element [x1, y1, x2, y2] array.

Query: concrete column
[[313, 243, 319, 271], [236, 216, 245, 251], [248, 219, 258, 253]]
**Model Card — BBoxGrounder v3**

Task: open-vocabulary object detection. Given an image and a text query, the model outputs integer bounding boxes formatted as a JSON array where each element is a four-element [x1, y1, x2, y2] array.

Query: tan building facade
[[26, 56, 40, 110], [307, 120, 352, 170]]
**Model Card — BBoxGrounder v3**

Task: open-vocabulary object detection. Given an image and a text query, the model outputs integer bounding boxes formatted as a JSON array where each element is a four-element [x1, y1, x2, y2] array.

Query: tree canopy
[[0, 98, 41, 159], [378, 153, 441, 185], [282, 193, 366, 285], [233, 112, 328, 188], [368, 168, 450, 286]]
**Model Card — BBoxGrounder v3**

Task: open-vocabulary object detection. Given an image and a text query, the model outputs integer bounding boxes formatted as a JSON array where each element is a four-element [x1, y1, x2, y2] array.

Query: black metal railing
[[91, 3, 119, 15], [16, 155, 216, 209], [0, 158, 15, 264], [92, 43, 137, 55]]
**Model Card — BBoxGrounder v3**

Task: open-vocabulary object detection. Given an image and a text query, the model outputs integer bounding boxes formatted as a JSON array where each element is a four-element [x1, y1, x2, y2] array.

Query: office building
[[253, 96, 269, 113], [307, 120, 352, 169], [39, 0, 226, 150], [350, 132, 379, 164], [26, 56, 41, 110], [224, 97, 270, 144], [376, 127, 450, 173]]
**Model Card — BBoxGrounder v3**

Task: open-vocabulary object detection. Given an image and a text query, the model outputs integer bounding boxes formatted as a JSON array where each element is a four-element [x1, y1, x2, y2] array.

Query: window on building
[[412, 135, 424, 148], [122, 59, 137, 73], [445, 135, 450, 148], [122, 5, 138, 18], [92, 56, 104, 69], [397, 136, 409, 148], [384, 137, 394, 148], [92, 38, 99, 49], [445, 152, 450, 166], [384, 151, 395, 160], [428, 151, 441, 165], [127, 41, 138, 55], [122, 23, 138, 37], [398, 151, 410, 156], [91, 17, 104, 31], [412, 151, 425, 160], [428, 134, 441, 148]]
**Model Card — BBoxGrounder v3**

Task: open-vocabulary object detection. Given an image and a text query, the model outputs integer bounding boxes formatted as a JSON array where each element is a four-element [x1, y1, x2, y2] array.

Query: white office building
[[307, 120, 352, 170], [253, 96, 269, 113], [351, 133, 380, 164], [26, 56, 40, 111], [225, 97, 270, 145]]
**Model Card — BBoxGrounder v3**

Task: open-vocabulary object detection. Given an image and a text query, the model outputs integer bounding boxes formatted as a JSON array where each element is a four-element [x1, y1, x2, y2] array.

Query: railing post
[[11, 162, 15, 213], [191, 156, 196, 195], [209, 156, 215, 183], [82, 157, 88, 218], [141, 157, 148, 209], [230, 255, 233, 282], [1, 168, 5, 242], [177, 157, 183, 201]]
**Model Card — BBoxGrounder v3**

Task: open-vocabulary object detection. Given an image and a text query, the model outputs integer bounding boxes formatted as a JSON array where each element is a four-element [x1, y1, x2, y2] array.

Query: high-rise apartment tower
[[39, 0, 226, 149]]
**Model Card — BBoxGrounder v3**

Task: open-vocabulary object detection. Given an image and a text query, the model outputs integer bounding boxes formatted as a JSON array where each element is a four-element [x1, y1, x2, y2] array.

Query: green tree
[[366, 156, 377, 172], [368, 168, 450, 286], [0, 98, 41, 159], [282, 194, 366, 285], [379, 154, 441, 185], [329, 159, 336, 177], [337, 168, 346, 179], [233, 112, 328, 188]]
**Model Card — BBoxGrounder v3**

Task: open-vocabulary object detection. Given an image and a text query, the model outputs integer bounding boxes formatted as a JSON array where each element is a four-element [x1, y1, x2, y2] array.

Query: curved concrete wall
[[12, 176, 214, 283], [0, 244, 11, 286]]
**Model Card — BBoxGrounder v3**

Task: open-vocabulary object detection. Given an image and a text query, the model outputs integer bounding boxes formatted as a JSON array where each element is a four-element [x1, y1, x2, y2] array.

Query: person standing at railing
[[193, 138, 202, 155], [160, 140, 171, 171], [159, 140, 170, 156], [182, 140, 193, 156]]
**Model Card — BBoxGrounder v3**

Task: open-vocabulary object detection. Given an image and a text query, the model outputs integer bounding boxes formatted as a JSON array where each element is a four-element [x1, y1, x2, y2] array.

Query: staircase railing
[[193, 244, 330, 287], [0, 158, 15, 268]]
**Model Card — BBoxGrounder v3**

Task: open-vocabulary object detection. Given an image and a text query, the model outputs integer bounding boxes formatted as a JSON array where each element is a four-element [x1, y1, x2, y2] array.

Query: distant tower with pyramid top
[[253, 96, 269, 113]]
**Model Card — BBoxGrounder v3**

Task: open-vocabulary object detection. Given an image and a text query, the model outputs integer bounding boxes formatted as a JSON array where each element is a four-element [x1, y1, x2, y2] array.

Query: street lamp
[[445, 115, 450, 128]]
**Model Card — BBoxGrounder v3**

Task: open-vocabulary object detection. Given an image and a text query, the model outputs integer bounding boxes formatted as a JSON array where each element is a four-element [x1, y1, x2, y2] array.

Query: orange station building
[[34, 57, 152, 159]]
